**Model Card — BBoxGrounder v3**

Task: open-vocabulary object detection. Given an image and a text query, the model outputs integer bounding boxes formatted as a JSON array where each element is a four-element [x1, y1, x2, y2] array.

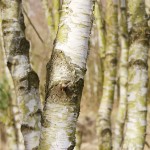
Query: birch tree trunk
[[0, 6, 25, 149], [96, 0, 118, 149], [38, 0, 94, 149], [122, 0, 149, 149], [1, 0, 41, 149], [95, 0, 105, 59], [95, 0, 106, 85], [112, 0, 128, 149]]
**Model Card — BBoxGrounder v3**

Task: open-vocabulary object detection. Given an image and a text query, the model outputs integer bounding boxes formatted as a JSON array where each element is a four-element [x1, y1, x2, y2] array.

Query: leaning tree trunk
[[122, 0, 149, 149], [96, 0, 118, 149], [38, 0, 95, 149], [1, 0, 41, 149], [112, 0, 128, 149]]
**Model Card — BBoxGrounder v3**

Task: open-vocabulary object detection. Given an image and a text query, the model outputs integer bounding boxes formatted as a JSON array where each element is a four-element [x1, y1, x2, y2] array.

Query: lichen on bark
[[122, 0, 149, 149], [112, 0, 129, 149], [39, 0, 95, 149], [1, 0, 41, 149], [96, 0, 118, 149]]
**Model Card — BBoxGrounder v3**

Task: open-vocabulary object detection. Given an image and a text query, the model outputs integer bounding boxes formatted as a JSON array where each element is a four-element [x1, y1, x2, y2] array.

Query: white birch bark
[[1, 0, 41, 149], [0, 4, 25, 149], [96, 0, 118, 149], [112, 0, 128, 149], [38, 0, 95, 149], [122, 0, 149, 149]]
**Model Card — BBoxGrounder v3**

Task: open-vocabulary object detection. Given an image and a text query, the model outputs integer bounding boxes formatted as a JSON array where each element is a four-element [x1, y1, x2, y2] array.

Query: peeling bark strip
[[122, 0, 149, 149], [112, 0, 128, 149], [39, 0, 95, 149], [1, 0, 41, 149], [97, 0, 118, 149]]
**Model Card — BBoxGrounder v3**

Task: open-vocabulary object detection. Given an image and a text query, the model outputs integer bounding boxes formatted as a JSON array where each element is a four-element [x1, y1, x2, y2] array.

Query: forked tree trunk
[[38, 0, 95, 149], [112, 0, 128, 149], [122, 0, 149, 149], [96, 0, 118, 149], [1, 0, 41, 149]]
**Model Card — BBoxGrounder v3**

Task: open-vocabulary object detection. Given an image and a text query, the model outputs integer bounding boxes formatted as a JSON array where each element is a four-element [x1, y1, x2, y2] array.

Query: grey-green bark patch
[[57, 24, 70, 43], [122, 0, 149, 149], [1, 1, 41, 149], [39, 49, 85, 150], [97, 0, 118, 149]]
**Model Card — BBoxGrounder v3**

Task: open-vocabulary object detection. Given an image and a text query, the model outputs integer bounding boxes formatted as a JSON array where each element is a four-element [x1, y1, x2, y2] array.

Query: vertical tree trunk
[[112, 0, 128, 149], [38, 0, 94, 149], [122, 0, 149, 149], [96, 0, 118, 149], [95, 0, 105, 59], [1, 0, 41, 149], [94, 0, 106, 84], [0, 4, 24, 150]]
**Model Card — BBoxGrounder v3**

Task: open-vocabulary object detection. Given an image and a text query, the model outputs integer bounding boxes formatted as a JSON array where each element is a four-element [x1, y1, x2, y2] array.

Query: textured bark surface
[[1, 0, 41, 149], [96, 0, 118, 149], [39, 0, 94, 149], [122, 0, 149, 149], [0, 7, 25, 149], [94, 0, 106, 84], [95, 0, 106, 59], [112, 0, 128, 149]]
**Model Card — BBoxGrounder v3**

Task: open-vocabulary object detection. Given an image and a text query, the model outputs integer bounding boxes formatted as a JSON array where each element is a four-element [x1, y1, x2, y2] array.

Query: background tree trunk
[[1, 0, 41, 149], [122, 0, 149, 149], [97, 0, 118, 149], [95, 0, 106, 84], [112, 0, 128, 149], [0, 4, 24, 150]]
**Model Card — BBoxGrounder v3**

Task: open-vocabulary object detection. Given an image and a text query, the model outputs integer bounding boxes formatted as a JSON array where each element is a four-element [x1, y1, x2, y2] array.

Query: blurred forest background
[[0, 0, 150, 150]]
